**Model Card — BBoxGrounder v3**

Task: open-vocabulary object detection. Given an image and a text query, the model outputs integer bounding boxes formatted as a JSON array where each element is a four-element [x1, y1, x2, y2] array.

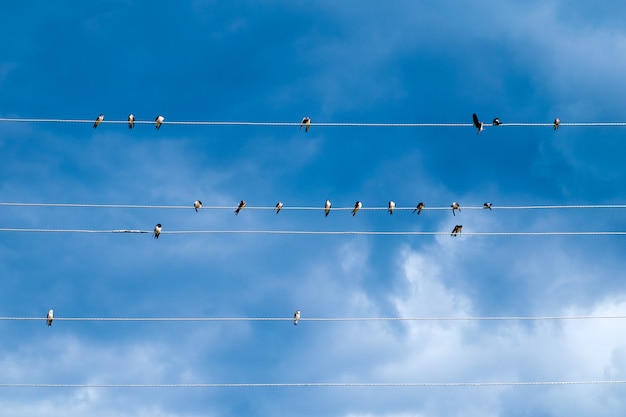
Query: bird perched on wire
[[472, 113, 484, 134], [413, 202, 425, 215], [275, 201, 283, 214], [492, 118, 501, 126], [451, 225, 463, 236], [352, 201, 362, 216], [553, 118, 560, 130], [483, 202, 492, 210], [388, 201, 396, 215], [47, 309, 54, 326], [93, 114, 104, 128], [300, 117, 311, 132], [128, 114, 135, 129], [153, 223, 162, 239], [235, 200, 246, 215], [294, 310, 301, 325], [194, 200, 202, 212], [155, 115, 165, 129], [451, 201, 461, 216], [324, 199, 332, 217]]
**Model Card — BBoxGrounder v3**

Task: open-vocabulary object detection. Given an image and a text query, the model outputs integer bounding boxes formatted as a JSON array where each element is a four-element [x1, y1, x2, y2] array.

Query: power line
[[1, 380, 625, 388], [2, 117, 626, 128], [0, 228, 625, 236], [2, 315, 625, 322], [1, 202, 626, 211]]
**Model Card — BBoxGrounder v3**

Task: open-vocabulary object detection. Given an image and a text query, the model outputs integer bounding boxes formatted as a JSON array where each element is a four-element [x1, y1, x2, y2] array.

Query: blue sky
[[1, 1, 626, 416]]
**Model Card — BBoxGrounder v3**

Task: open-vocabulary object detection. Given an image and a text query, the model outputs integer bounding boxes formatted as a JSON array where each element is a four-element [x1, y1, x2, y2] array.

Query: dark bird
[[472, 113, 484, 134], [352, 201, 362, 216], [324, 199, 332, 217], [413, 202, 425, 214], [128, 114, 135, 129], [194, 200, 202, 212], [153, 224, 162, 239], [451, 201, 461, 216], [553, 118, 560, 130], [275, 201, 283, 214], [483, 202, 492, 210], [492, 118, 501, 126], [451, 225, 463, 236], [300, 117, 311, 132], [235, 200, 246, 215], [93, 114, 104, 128]]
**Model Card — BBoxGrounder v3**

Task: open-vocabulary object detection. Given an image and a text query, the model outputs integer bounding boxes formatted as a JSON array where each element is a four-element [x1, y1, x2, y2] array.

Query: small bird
[[153, 223, 162, 239], [235, 200, 246, 215], [553, 117, 560, 130], [128, 114, 135, 129], [324, 199, 332, 217], [300, 117, 311, 132], [472, 113, 484, 134], [451, 201, 461, 216], [492, 118, 501, 126], [93, 114, 104, 128], [47, 309, 54, 326], [352, 201, 362, 216], [388, 201, 396, 215], [413, 202, 425, 214], [451, 225, 463, 236], [483, 202, 492, 210], [194, 200, 202, 212], [155, 115, 165, 129], [294, 310, 301, 325], [275, 201, 283, 214]]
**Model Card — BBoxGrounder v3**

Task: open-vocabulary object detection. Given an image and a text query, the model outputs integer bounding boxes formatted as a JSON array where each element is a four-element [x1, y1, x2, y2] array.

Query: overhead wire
[[2, 117, 626, 128], [1, 380, 625, 388]]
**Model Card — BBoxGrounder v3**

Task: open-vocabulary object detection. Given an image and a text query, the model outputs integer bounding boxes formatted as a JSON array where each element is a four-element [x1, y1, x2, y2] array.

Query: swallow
[[451, 201, 461, 216], [492, 118, 501, 126], [128, 114, 135, 129], [483, 202, 492, 210], [194, 200, 202, 212], [472, 113, 484, 134], [300, 117, 311, 132], [553, 118, 560, 130], [153, 223, 162, 239], [451, 225, 463, 236], [324, 199, 332, 217], [47, 309, 54, 326], [93, 114, 104, 128], [235, 200, 246, 215], [388, 201, 396, 215], [413, 202, 425, 214], [155, 115, 165, 130], [294, 310, 301, 325], [275, 201, 283, 214], [352, 201, 362, 216]]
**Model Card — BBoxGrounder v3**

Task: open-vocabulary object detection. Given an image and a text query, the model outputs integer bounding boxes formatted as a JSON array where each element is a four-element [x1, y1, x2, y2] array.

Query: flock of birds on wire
[[44, 112, 561, 329], [88, 113, 561, 133]]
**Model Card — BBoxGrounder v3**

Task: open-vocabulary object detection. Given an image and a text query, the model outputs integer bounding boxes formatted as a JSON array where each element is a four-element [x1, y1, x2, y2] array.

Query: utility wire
[[1, 202, 626, 211], [1, 380, 625, 388], [2, 315, 626, 322], [2, 117, 626, 128], [0, 228, 625, 236]]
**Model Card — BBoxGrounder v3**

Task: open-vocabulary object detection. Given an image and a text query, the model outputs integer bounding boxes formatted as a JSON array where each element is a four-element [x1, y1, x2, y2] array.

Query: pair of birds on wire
[[472, 114, 561, 134], [93, 114, 165, 129]]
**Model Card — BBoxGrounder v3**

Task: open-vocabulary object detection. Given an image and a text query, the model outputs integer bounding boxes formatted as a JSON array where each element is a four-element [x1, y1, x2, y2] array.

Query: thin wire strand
[[2, 117, 626, 127], [0, 381, 625, 388], [0, 228, 625, 236], [1, 202, 626, 211], [2, 315, 626, 322]]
